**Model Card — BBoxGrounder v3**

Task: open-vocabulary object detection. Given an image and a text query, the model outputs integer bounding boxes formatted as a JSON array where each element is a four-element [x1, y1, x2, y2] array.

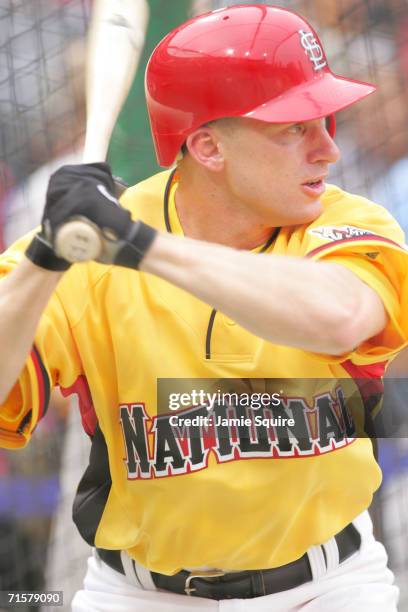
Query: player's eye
[[287, 123, 305, 135]]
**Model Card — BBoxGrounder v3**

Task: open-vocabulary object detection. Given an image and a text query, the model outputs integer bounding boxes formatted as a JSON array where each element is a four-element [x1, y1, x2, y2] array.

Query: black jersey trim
[[163, 168, 178, 233], [259, 227, 281, 253], [72, 424, 111, 547], [205, 309, 218, 360], [31, 345, 51, 420]]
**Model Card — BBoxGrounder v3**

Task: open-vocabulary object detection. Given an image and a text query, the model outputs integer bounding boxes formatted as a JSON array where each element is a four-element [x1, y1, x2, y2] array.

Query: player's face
[[214, 117, 341, 227]]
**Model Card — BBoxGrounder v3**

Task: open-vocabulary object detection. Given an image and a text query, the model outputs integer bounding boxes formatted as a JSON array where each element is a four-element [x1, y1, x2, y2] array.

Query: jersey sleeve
[[0, 233, 84, 449], [296, 186, 408, 365]]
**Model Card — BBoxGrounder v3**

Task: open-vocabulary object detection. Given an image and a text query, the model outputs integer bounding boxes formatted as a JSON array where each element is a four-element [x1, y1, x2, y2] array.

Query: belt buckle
[[184, 569, 226, 596]]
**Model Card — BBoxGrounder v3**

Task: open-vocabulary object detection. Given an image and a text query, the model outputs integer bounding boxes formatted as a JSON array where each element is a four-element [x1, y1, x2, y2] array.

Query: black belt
[[96, 522, 361, 600]]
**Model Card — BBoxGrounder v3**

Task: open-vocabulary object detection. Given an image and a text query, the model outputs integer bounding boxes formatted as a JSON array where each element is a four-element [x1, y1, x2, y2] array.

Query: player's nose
[[308, 122, 341, 165]]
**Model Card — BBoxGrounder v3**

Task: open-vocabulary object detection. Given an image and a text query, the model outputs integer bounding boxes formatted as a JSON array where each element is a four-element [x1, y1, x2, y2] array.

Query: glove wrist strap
[[114, 221, 157, 269], [25, 234, 71, 271]]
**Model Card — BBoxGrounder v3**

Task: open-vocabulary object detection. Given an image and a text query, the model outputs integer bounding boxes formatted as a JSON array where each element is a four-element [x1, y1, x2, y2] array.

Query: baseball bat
[[54, 0, 149, 263]]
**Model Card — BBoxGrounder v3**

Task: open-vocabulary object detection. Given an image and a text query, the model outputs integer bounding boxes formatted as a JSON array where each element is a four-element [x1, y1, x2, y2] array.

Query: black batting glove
[[25, 163, 157, 271]]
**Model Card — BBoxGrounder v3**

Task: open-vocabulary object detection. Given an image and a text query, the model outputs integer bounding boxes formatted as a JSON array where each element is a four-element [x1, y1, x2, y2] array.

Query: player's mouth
[[301, 177, 327, 197]]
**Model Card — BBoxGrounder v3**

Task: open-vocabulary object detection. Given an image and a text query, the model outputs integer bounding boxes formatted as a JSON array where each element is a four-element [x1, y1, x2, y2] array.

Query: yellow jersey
[[1, 170, 407, 574]]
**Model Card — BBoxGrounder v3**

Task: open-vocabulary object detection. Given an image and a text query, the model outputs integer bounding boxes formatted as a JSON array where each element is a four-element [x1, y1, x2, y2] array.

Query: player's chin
[[292, 199, 323, 225]]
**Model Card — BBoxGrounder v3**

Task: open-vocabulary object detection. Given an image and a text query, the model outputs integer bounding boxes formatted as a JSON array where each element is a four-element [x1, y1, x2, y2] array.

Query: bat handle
[[54, 217, 104, 263]]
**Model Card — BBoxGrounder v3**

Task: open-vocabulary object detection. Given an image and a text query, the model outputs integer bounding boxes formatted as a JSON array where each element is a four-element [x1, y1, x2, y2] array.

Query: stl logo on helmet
[[298, 30, 327, 71]]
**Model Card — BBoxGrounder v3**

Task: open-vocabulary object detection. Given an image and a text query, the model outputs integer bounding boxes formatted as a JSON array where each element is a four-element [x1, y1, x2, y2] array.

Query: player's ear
[[185, 127, 225, 172]]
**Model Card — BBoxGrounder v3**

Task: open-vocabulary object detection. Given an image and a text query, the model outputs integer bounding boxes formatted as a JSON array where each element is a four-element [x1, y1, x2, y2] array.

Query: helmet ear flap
[[327, 115, 336, 138]]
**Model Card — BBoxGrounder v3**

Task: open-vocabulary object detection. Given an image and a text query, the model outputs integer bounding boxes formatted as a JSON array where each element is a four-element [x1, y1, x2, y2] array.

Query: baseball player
[[0, 4, 407, 611]]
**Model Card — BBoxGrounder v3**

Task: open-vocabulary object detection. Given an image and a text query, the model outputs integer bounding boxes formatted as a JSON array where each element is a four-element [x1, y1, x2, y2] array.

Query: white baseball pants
[[71, 511, 398, 611]]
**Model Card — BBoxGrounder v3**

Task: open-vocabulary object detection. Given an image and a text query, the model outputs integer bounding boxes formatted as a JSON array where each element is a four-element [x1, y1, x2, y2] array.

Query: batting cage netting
[[1, 1, 408, 610]]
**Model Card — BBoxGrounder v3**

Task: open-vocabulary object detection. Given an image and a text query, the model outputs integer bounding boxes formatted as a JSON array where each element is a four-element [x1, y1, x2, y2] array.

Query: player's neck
[[175, 171, 276, 250]]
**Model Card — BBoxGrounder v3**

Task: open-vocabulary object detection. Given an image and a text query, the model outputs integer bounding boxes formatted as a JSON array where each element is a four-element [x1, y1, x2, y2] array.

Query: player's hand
[[25, 163, 157, 271]]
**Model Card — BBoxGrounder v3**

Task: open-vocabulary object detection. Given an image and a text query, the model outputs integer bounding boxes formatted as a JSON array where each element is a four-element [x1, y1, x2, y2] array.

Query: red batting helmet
[[145, 4, 375, 167]]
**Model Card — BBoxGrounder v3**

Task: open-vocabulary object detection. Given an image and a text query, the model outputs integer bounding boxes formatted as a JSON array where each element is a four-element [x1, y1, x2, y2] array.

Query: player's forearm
[[141, 233, 385, 355], [0, 257, 63, 404]]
